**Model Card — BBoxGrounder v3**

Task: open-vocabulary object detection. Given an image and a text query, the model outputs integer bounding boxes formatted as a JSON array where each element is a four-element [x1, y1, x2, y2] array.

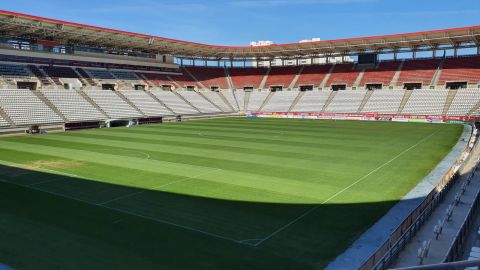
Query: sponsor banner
[[247, 112, 480, 123], [408, 118, 429, 123]]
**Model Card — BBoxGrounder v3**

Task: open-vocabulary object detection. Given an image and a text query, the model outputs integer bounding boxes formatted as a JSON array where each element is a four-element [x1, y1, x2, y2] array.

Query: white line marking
[[98, 168, 222, 205], [0, 160, 81, 179], [0, 175, 240, 244], [97, 148, 151, 160], [253, 130, 441, 247], [238, 238, 264, 245], [28, 178, 63, 187]]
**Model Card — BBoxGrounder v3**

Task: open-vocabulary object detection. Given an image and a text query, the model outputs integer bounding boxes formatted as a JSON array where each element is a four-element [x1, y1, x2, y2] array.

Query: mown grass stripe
[[31, 134, 388, 171]]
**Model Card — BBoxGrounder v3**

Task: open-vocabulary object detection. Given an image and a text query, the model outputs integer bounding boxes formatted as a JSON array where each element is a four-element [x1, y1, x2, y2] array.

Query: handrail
[[443, 166, 480, 262], [357, 125, 478, 270]]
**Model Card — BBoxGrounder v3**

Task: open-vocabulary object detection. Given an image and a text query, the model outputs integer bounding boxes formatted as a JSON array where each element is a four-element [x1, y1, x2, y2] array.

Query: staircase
[[75, 68, 98, 87], [320, 64, 336, 88], [232, 90, 243, 111], [357, 90, 374, 113], [397, 90, 413, 114], [389, 59, 405, 87], [33, 91, 67, 122], [77, 90, 109, 118], [353, 69, 366, 88], [172, 91, 202, 113], [442, 89, 458, 115], [145, 91, 176, 115], [197, 91, 225, 112], [258, 91, 275, 111], [224, 68, 235, 90], [258, 67, 271, 89], [166, 75, 183, 90], [0, 106, 14, 126], [28, 65, 54, 88], [115, 91, 147, 117], [183, 67, 206, 90], [136, 73, 155, 89], [431, 57, 446, 87], [288, 91, 305, 112], [288, 66, 305, 89], [243, 91, 251, 112], [217, 91, 236, 112], [321, 91, 338, 112]]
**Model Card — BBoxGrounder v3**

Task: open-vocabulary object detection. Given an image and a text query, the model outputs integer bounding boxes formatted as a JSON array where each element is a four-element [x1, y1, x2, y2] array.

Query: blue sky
[[2, 0, 480, 46]]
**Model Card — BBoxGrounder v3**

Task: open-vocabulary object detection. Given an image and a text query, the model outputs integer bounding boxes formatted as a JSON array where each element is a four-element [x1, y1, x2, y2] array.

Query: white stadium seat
[[362, 90, 405, 114], [402, 89, 449, 115], [247, 90, 270, 111], [0, 89, 63, 126], [199, 91, 232, 112], [176, 90, 222, 113], [41, 90, 106, 122], [121, 90, 173, 116], [324, 90, 367, 113], [292, 90, 331, 112], [261, 91, 300, 112], [150, 90, 199, 115], [83, 90, 143, 119]]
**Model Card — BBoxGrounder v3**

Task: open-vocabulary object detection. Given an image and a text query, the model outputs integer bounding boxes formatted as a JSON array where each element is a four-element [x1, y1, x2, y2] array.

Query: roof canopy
[[1, 10, 479, 59]]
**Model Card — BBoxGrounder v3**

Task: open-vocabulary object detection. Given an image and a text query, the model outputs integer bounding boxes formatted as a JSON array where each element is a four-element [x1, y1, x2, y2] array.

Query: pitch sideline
[[253, 129, 441, 247]]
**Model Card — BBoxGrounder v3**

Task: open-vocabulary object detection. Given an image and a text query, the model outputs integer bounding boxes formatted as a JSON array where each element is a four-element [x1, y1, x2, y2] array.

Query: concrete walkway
[[390, 138, 480, 268]]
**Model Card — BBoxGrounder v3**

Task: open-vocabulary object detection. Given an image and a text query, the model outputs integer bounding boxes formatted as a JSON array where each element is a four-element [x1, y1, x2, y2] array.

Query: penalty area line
[[253, 129, 440, 247]]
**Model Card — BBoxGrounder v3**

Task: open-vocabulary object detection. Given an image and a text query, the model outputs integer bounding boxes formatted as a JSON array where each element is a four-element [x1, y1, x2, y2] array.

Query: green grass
[[0, 117, 463, 270]]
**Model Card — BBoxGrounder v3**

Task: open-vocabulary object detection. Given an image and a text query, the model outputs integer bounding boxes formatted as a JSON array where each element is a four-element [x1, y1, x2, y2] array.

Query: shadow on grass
[[0, 164, 421, 270]]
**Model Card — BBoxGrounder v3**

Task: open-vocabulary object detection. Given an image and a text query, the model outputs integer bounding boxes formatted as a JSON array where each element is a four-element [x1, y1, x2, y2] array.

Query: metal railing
[[393, 259, 480, 270], [443, 167, 480, 262], [357, 126, 478, 270]]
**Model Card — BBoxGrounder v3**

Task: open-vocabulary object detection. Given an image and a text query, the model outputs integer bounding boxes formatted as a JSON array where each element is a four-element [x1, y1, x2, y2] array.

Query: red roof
[[1, 10, 479, 58]]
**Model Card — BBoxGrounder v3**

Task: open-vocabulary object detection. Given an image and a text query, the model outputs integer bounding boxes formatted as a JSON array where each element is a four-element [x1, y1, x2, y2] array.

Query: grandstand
[[0, 9, 480, 270]]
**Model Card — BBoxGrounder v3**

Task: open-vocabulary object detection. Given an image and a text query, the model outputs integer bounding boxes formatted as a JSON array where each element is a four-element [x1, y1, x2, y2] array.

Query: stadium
[[0, 2, 480, 270]]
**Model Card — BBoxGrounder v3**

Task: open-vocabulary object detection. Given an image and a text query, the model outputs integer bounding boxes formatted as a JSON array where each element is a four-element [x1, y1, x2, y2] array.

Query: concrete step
[[357, 90, 374, 113], [77, 90, 110, 118], [258, 91, 275, 111], [321, 91, 337, 113], [258, 67, 271, 89], [115, 91, 147, 117], [442, 89, 458, 115], [34, 90, 67, 122], [397, 89, 413, 114], [145, 91, 176, 115], [320, 64, 336, 89], [288, 91, 305, 112]]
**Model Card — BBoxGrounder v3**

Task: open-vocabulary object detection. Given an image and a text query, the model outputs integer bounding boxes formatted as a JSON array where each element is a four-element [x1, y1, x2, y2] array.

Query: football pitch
[[0, 117, 463, 270]]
